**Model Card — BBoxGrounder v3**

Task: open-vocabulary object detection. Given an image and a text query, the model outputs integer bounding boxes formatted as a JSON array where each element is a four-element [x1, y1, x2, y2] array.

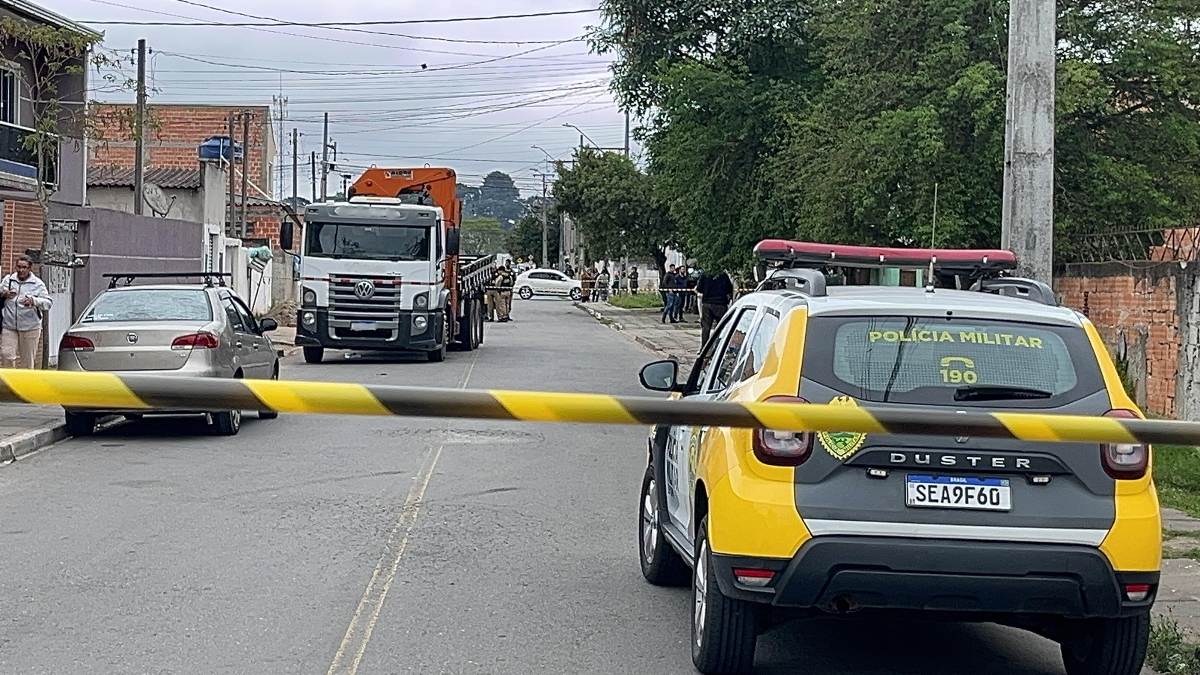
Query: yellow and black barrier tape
[[1, 369, 1198, 446]]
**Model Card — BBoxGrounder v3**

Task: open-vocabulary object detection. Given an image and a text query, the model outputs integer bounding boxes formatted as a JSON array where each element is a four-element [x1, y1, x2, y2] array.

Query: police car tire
[[64, 411, 96, 437], [1060, 611, 1150, 675], [692, 516, 758, 675], [639, 466, 689, 587]]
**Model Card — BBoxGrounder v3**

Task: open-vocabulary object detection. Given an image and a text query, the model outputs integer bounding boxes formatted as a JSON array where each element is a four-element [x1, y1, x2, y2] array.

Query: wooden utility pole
[[133, 39, 147, 215], [227, 112, 236, 236], [1001, 0, 1055, 283], [240, 111, 250, 238]]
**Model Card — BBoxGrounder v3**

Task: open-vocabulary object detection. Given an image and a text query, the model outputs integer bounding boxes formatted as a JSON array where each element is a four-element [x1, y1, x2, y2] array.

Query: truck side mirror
[[445, 228, 461, 257], [279, 220, 294, 250]]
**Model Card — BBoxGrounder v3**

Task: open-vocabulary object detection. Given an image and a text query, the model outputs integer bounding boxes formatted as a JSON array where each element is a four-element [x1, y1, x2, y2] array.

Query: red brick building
[[91, 103, 276, 198]]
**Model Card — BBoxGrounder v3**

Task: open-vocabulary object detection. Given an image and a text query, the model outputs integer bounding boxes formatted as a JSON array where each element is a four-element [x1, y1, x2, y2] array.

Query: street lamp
[[561, 123, 599, 150], [531, 144, 555, 162]]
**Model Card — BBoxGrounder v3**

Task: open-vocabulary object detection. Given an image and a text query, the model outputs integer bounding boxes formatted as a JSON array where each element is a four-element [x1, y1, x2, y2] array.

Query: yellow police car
[[637, 241, 1159, 675]]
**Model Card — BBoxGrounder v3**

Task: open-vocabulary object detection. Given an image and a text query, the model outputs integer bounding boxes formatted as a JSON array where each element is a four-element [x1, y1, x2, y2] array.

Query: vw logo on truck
[[354, 280, 376, 299]]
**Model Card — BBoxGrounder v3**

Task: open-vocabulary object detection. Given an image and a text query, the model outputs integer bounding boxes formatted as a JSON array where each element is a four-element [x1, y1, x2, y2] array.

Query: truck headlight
[[302, 287, 317, 306], [412, 314, 429, 332], [413, 292, 429, 310], [301, 311, 316, 327]]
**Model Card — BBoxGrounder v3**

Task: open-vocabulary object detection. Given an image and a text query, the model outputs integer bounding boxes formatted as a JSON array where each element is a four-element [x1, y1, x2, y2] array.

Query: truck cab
[[294, 198, 453, 363]]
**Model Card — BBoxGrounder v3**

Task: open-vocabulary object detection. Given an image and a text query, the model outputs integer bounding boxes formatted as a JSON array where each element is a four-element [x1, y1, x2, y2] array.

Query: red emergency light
[[753, 239, 1017, 274]]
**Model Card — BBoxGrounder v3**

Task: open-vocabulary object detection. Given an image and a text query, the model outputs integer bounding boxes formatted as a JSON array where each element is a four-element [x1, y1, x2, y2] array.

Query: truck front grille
[[328, 275, 402, 331]]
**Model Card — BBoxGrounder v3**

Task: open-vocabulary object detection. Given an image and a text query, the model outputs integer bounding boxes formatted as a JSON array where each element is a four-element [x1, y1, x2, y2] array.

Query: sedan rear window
[[83, 290, 213, 323], [804, 316, 1105, 407]]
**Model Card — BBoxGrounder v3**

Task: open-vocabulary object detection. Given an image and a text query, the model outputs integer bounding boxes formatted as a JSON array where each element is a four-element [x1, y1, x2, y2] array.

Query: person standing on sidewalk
[[628, 266, 639, 295], [695, 268, 733, 347], [660, 265, 679, 323], [1, 256, 52, 369]]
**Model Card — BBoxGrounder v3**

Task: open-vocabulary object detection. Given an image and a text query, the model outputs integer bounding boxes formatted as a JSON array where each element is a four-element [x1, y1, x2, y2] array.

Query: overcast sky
[[43, 0, 628, 198]]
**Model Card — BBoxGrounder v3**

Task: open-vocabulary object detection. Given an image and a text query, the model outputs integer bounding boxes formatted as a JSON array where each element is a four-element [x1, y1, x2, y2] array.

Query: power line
[[166, 0, 588, 44], [83, 7, 599, 26]]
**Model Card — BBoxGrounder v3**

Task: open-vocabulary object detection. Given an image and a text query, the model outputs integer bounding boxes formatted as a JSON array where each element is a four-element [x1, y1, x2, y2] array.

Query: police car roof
[[751, 285, 1084, 326]]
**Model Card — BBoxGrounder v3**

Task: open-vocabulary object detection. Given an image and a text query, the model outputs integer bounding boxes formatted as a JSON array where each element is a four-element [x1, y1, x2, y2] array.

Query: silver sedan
[[57, 284, 280, 436]]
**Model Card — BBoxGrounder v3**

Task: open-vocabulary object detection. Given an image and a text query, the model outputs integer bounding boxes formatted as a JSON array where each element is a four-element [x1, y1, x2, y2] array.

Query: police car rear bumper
[[712, 536, 1157, 619], [295, 308, 444, 351]]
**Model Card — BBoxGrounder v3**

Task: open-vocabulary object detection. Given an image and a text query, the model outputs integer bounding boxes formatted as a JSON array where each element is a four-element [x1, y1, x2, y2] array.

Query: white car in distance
[[515, 269, 582, 301]]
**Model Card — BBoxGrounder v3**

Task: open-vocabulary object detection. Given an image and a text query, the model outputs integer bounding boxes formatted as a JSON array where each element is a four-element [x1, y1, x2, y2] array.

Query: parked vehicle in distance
[[57, 273, 280, 437], [515, 268, 582, 300]]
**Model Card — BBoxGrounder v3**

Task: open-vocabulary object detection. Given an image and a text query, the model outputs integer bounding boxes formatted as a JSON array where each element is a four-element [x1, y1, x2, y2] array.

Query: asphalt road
[[0, 299, 1131, 674]]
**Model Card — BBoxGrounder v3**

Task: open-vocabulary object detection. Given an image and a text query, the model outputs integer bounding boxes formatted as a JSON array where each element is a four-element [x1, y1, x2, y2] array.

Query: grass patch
[[1150, 615, 1200, 674], [1155, 445, 1200, 518], [607, 293, 665, 309], [1165, 546, 1200, 560]]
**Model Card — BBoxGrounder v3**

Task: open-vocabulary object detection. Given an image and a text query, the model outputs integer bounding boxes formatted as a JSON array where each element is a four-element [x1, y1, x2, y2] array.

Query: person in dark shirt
[[695, 270, 734, 346], [660, 265, 679, 324]]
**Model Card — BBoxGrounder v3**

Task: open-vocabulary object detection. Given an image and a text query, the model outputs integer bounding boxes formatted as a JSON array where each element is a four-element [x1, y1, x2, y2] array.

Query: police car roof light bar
[[753, 240, 1018, 275]]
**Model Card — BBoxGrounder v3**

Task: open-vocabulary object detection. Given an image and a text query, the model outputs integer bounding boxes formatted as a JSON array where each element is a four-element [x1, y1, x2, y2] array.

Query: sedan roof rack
[[104, 272, 231, 289]]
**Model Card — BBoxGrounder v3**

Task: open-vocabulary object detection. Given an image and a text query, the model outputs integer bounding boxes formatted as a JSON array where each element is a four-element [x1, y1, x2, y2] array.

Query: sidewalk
[[576, 301, 703, 368]]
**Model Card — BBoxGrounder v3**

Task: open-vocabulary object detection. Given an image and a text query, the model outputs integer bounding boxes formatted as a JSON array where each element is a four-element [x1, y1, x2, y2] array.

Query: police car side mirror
[[640, 360, 680, 392]]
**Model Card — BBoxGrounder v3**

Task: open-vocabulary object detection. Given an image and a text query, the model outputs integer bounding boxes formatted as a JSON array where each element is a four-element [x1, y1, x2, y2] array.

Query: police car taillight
[[753, 396, 813, 466], [1101, 409, 1149, 480]]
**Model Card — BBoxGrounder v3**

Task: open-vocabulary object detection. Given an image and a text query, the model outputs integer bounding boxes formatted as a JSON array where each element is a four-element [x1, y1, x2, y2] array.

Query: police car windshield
[[804, 316, 1105, 407], [307, 221, 431, 261]]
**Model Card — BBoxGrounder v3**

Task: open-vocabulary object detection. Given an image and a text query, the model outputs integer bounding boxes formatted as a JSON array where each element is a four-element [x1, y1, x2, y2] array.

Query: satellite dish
[[142, 182, 174, 217]]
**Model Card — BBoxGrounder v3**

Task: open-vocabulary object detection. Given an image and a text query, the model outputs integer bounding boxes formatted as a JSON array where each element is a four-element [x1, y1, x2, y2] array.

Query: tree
[[505, 212, 560, 263], [477, 171, 524, 224], [461, 217, 508, 255], [553, 149, 676, 275], [595, 0, 1200, 268]]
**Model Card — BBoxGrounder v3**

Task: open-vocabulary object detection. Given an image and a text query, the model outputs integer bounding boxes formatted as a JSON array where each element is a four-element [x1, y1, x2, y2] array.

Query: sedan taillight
[[753, 396, 813, 466], [171, 332, 220, 350], [1101, 409, 1149, 480], [59, 334, 94, 352]]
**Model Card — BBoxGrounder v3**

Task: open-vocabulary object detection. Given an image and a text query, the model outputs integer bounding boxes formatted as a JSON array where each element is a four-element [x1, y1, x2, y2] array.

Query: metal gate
[[44, 219, 77, 367]]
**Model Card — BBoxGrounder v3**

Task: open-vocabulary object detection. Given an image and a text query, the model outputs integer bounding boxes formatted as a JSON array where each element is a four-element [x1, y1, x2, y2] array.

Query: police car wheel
[[1060, 611, 1150, 675], [518, 286, 533, 300], [692, 516, 757, 675], [639, 466, 688, 586]]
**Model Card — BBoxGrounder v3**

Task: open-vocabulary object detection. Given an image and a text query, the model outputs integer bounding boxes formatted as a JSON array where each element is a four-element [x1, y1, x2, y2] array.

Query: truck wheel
[[692, 516, 758, 674], [428, 312, 448, 362], [303, 346, 324, 364], [1061, 612, 1150, 675], [456, 299, 476, 352], [474, 298, 485, 347]]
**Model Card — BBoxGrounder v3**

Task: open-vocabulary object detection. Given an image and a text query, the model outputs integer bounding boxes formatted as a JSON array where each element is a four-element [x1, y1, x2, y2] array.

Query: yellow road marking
[[326, 353, 479, 675]]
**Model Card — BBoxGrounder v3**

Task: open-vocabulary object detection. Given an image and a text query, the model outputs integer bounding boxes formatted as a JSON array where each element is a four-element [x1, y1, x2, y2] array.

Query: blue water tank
[[198, 136, 243, 162]]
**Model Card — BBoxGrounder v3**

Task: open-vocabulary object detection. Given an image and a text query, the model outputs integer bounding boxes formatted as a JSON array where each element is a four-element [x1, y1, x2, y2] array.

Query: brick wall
[[1057, 264, 1184, 417], [1, 200, 45, 274], [91, 104, 274, 196]]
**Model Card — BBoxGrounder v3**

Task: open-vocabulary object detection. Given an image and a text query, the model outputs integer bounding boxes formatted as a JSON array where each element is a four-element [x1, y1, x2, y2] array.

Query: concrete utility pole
[[240, 111, 250, 237], [623, 110, 630, 158], [133, 39, 147, 215], [321, 112, 329, 201], [539, 171, 549, 267], [227, 112, 236, 236], [1001, 0, 1055, 283], [310, 151, 317, 203], [273, 94, 287, 199], [291, 128, 298, 205]]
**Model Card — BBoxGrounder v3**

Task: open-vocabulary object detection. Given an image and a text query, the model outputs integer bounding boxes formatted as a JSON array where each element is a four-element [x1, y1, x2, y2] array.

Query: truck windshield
[[306, 221, 431, 261]]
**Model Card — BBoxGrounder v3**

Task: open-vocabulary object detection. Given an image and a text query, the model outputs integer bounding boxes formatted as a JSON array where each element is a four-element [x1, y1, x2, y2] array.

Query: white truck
[[279, 167, 494, 363]]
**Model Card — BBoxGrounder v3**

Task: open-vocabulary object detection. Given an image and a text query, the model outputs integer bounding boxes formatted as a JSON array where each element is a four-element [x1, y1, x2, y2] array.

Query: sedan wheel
[[518, 286, 534, 300]]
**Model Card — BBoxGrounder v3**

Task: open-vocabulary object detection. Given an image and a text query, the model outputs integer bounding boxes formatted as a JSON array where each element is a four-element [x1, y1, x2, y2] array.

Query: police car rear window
[[804, 316, 1105, 407]]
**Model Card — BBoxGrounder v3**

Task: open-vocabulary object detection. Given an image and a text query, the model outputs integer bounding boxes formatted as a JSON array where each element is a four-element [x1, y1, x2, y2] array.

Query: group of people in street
[[660, 266, 735, 345], [0, 256, 51, 369], [579, 265, 640, 303], [484, 264, 516, 323]]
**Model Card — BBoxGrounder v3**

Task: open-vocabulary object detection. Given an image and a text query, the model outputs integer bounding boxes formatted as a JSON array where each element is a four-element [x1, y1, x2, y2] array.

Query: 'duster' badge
[[816, 396, 867, 460]]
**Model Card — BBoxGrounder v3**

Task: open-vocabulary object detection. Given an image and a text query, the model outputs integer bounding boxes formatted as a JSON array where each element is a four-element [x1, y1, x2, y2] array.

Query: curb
[[0, 420, 67, 464], [574, 302, 690, 363]]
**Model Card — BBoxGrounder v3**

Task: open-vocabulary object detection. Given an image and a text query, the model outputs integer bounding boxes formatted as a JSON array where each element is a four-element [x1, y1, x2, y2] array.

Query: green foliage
[[477, 171, 524, 224], [595, 0, 1200, 269], [1155, 446, 1200, 519], [1149, 615, 1200, 675], [607, 293, 664, 309], [460, 217, 507, 255], [553, 149, 674, 272], [504, 211, 560, 264]]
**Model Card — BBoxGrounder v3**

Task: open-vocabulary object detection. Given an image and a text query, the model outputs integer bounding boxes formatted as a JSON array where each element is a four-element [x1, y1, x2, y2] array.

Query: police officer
[[494, 264, 516, 322]]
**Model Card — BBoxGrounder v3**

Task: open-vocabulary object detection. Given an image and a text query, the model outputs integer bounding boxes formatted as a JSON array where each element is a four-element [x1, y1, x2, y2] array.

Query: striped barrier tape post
[[1, 369, 1198, 446]]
